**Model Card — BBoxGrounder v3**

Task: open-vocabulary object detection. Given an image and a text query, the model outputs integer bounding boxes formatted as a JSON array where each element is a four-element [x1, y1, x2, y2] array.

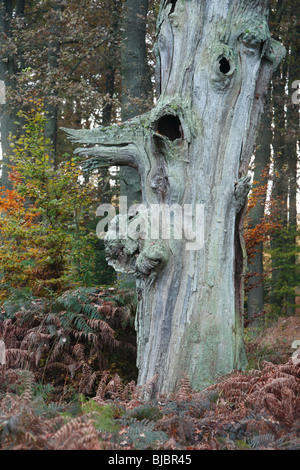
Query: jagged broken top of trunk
[[62, 0, 284, 280], [62, 0, 284, 171]]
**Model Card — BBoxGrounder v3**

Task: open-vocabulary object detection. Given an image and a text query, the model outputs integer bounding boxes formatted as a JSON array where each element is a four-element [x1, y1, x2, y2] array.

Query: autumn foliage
[[244, 164, 283, 263], [0, 101, 100, 300]]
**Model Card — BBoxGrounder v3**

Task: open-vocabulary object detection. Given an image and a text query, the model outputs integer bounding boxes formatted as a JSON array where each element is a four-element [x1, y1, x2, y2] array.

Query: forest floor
[[0, 289, 299, 451], [245, 315, 300, 367], [252, 316, 300, 350]]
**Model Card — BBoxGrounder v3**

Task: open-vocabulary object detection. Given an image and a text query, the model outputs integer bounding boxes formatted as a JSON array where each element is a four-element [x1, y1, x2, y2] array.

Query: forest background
[[0, 0, 299, 451]]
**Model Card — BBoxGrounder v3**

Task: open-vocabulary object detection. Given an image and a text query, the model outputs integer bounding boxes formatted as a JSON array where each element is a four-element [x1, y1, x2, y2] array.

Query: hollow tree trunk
[[63, 0, 284, 395]]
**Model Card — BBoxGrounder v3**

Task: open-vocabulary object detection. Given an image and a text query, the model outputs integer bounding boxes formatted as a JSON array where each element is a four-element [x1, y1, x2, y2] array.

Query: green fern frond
[[118, 417, 168, 449]]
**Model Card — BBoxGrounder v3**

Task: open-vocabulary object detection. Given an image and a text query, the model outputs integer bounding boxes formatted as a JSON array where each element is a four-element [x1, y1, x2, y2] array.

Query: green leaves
[[0, 101, 101, 299], [268, 225, 300, 310]]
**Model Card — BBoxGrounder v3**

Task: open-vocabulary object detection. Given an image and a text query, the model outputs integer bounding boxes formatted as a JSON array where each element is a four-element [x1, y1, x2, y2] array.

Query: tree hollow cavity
[[219, 57, 231, 74], [156, 114, 183, 141], [167, 0, 177, 14]]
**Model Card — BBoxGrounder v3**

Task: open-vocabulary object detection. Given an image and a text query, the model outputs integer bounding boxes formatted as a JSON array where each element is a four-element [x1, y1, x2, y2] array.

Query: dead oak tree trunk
[[63, 0, 285, 395]]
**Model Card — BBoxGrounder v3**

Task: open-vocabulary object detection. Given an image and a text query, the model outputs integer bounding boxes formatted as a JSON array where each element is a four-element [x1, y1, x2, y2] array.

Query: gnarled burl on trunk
[[63, 0, 285, 396]]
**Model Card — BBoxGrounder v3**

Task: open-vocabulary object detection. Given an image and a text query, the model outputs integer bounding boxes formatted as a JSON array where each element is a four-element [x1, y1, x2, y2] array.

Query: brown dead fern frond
[[49, 416, 101, 450], [20, 370, 34, 403], [86, 318, 115, 335], [72, 342, 85, 361], [2, 319, 18, 349], [105, 373, 125, 400], [78, 363, 94, 394], [95, 370, 110, 401], [198, 359, 300, 428], [122, 380, 137, 401], [134, 374, 158, 401], [71, 329, 98, 343], [173, 373, 194, 402], [42, 362, 70, 373], [11, 430, 47, 450], [5, 348, 33, 369], [85, 371, 100, 395]]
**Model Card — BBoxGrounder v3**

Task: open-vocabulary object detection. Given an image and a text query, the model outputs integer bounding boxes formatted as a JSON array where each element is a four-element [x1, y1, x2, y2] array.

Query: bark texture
[[0, 0, 25, 189], [63, 0, 285, 395]]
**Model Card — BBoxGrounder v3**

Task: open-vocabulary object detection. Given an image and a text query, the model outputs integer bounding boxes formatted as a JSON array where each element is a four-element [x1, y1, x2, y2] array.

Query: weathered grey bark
[[63, 0, 285, 395]]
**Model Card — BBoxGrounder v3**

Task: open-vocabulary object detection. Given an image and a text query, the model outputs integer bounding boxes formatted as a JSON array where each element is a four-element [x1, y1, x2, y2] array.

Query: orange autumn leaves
[[244, 165, 283, 262], [0, 182, 42, 295], [0, 101, 98, 300]]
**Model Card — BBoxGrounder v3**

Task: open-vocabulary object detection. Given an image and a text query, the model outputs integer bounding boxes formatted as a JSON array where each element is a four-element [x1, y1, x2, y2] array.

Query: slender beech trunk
[[270, 64, 289, 310], [119, 0, 152, 207], [247, 108, 272, 322], [64, 0, 285, 395], [0, 0, 25, 189], [285, 36, 300, 315], [102, 0, 122, 127], [44, 2, 63, 167], [100, 0, 122, 206], [286, 137, 298, 315]]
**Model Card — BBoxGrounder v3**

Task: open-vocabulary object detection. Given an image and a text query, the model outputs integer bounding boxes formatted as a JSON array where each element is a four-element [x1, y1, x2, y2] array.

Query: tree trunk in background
[[285, 28, 300, 315], [286, 139, 298, 316], [102, 0, 122, 127], [44, 2, 63, 168], [119, 0, 152, 207], [118, 0, 152, 287], [64, 0, 285, 395], [99, 0, 122, 206], [247, 107, 272, 322], [270, 63, 288, 310], [0, 0, 25, 189], [268, 1, 299, 315], [285, 109, 298, 315]]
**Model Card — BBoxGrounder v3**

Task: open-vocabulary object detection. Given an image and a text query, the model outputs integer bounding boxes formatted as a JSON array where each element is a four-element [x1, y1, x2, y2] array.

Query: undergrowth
[[0, 287, 299, 450], [0, 359, 299, 450], [0, 286, 138, 395]]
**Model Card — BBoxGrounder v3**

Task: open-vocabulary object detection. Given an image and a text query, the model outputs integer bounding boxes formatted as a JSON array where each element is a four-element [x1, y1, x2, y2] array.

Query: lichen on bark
[[104, 206, 170, 277]]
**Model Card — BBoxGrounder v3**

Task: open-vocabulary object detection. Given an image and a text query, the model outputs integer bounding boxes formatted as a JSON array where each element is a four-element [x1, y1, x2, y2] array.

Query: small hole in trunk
[[167, 0, 177, 14], [156, 115, 183, 141], [219, 57, 231, 74]]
